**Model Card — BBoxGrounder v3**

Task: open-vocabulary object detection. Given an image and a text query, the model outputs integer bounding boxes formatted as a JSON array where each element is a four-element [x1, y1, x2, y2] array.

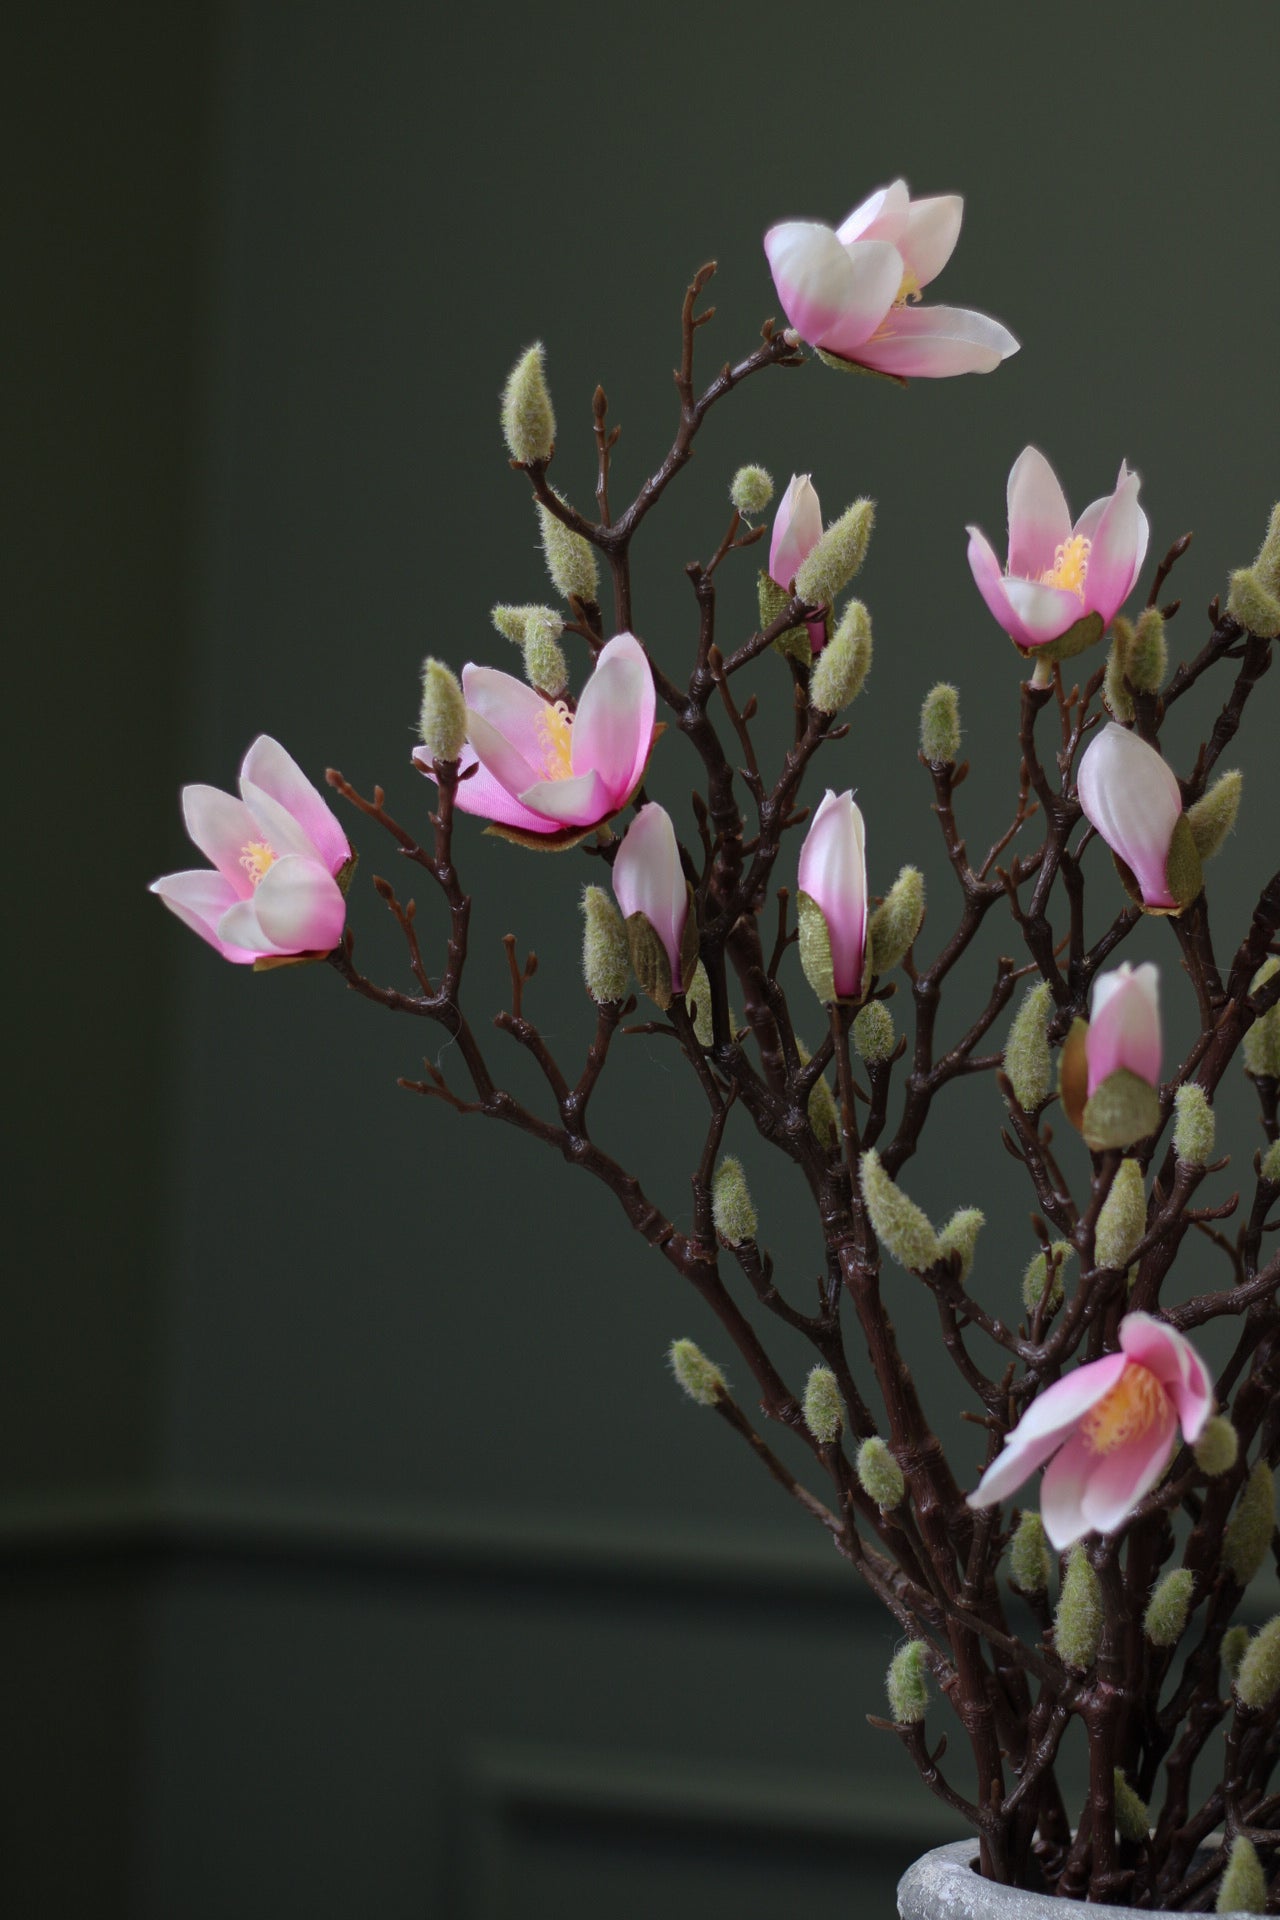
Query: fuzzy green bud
[[810, 604, 872, 714], [886, 1640, 929, 1725], [1222, 1625, 1251, 1683], [1010, 1510, 1051, 1594], [1262, 1140, 1280, 1186], [804, 1061, 840, 1149], [796, 892, 836, 1005], [1144, 1567, 1194, 1648], [1173, 1083, 1216, 1167], [859, 1149, 939, 1272], [1227, 566, 1280, 639], [730, 465, 773, 515], [1256, 503, 1280, 592], [537, 494, 599, 605], [1113, 1769, 1150, 1844], [580, 885, 630, 1004], [1104, 617, 1135, 721], [1022, 1241, 1074, 1319], [857, 1435, 905, 1508], [687, 960, 714, 1048], [1055, 1543, 1103, 1669], [1224, 1460, 1275, 1587], [1243, 959, 1280, 1079], [522, 615, 570, 699], [1095, 1159, 1147, 1271], [794, 498, 875, 607], [938, 1208, 984, 1284], [500, 342, 556, 464], [1005, 981, 1054, 1113], [1126, 606, 1167, 694], [712, 1156, 757, 1247], [1187, 768, 1243, 864], [1194, 1416, 1239, 1478], [491, 602, 563, 647], [417, 658, 467, 764], [803, 1366, 844, 1445], [920, 682, 961, 764], [667, 1338, 726, 1407], [852, 999, 895, 1064], [1217, 1835, 1266, 1914], [867, 866, 925, 976], [1236, 1616, 1280, 1711]]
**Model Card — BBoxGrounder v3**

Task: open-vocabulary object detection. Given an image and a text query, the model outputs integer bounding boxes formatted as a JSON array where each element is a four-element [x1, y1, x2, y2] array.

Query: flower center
[[534, 700, 574, 781], [239, 838, 277, 887], [1039, 534, 1092, 599], [1080, 1364, 1166, 1456], [893, 267, 922, 307]]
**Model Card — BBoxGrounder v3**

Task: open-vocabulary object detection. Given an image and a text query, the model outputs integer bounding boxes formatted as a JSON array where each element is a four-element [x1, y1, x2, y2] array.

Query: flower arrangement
[[152, 177, 1280, 1908]]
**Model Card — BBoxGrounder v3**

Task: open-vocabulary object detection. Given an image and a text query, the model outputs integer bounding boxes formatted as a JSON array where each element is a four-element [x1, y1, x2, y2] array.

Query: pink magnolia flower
[[764, 178, 1019, 379], [798, 790, 868, 999], [1087, 963, 1161, 1098], [413, 632, 656, 848], [967, 447, 1150, 652], [150, 735, 351, 964], [968, 1312, 1213, 1550], [769, 474, 827, 653], [1078, 723, 1182, 910], [612, 803, 689, 991]]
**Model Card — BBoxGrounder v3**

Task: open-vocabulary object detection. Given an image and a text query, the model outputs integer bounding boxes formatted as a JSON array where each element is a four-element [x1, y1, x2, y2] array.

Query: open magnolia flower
[[150, 735, 352, 964], [967, 448, 1150, 654], [413, 632, 656, 849], [968, 1313, 1213, 1550], [764, 179, 1019, 379], [768, 475, 827, 652], [797, 789, 868, 1001], [1077, 722, 1201, 913]]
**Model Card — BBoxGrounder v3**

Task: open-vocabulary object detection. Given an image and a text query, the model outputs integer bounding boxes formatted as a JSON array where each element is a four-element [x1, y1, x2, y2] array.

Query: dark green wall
[[7, 3, 1278, 1914]]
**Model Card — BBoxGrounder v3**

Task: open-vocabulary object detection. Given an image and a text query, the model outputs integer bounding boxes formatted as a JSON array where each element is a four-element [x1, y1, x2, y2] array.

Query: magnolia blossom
[[612, 803, 689, 991], [1088, 963, 1161, 1097], [967, 448, 1150, 651], [798, 790, 868, 999], [968, 1313, 1213, 1550], [151, 735, 351, 963], [1078, 723, 1182, 910], [769, 474, 827, 652], [413, 632, 655, 843], [764, 178, 1018, 379]]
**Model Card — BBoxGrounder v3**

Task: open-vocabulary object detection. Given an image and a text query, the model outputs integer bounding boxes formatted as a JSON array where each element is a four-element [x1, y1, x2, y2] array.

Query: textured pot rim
[[896, 1837, 1250, 1919]]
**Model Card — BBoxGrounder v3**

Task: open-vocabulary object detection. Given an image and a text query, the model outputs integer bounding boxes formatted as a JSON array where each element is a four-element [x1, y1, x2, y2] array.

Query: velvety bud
[[920, 682, 961, 764], [1256, 502, 1280, 592], [829, 599, 874, 697], [500, 342, 556, 463], [1243, 959, 1280, 1078], [1055, 1543, 1102, 1669], [803, 1366, 844, 1444], [730, 465, 774, 515], [1224, 1460, 1275, 1586], [797, 792, 868, 1001], [857, 1436, 905, 1509], [1194, 1416, 1239, 1478], [1103, 618, 1135, 721], [859, 1149, 939, 1272], [1127, 607, 1167, 693], [867, 866, 925, 976], [580, 885, 630, 1004], [852, 1000, 894, 1064], [1216, 1835, 1265, 1914], [1022, 1241, 1074, 1318], [1005, 981, 1053, 1113], [417, 658, 467, 764], [1095, 1159, 1146, 1271], [1236, 1616, 1280, 1710], [794, 498, 875, 607], [1187, 769, 1242, 862], [802, 1056, 840, 1149], [1222, 1625, 1251, 1683], [759, 568, 809, 663], [1226, 566, 1280, 639], [1009, 1510, 1051, 1593], [688, 960, 714, 1048], [712, 1156, 757, 1247], [668, 1337, 726, 1407], [938, 1208, 984, 1283], [1113, 1769, 1150, 1844], [1144, 1567, 1194, 1647], [523, 619, 570, 699], [886, 1641, 928, 1725], [538, 493, 599, 604], [810, 606, 871, 713], [491, 603, 563, 647], [1262, 1140, 1280, 1185], [1173, 1083, 1215, 1167]]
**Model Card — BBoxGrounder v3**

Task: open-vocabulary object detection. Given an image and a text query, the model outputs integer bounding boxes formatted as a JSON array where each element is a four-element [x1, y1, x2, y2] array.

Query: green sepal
[[814, 346, 908, 389], [1081, 1068, 1162, 1151], [1015, 610, 1105, 666]]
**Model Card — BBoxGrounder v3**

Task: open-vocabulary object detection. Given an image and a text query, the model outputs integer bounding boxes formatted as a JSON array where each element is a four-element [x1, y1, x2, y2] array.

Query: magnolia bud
[[857, 1435, 905, 1508], [1216, 1835, 1265, 1914], [920, 682, 961, 764], [1022, 1241, 1074, 1318], [523, 618, 570, 698], [1243, 959, 1280, 1078], [1113, 1769, 1150, 1844], [1173, 1083, 1216, 1166], [886, 1641, 928, 1724], [688, 960, 714, 1048], [1056, 1543, 1102, 1669], [1144, 1567, 1194, 1647], [829, 599, 874, 694], [491, 603, 562, 646], [1095, 1159, 1146, 1271], [1187, 769, 1243, 864], [1227, 566, 1280, 639], [1224, 1460, 1274, 1587], [1127, 607, 1167, 693], [1256, 502, 1280, 592], [1263, 1140, 1280, 1185], [859, 1149, 939, 1272], [1222, 1625, 1251, 1682], [794, 498, 875, 606], [712, 1156, 757, 1247], [418, 658, 467, 764], [1194, 1416, 1239, 1478], [806, 1067, 839, 1149], [1010, 1511, 1051, 1594], [730, 465, 773, 515], [1005, 981, 1053, 1112], [938, 1208, 984, 1283], [1235, 1616, 1280, 1712], [759, 568, 808, 662], [538, 494, 599, 604], [867, 866, 925, 975], [803, 1366, 844, 1444], [1103, 618, 1135, 721], [500, 342, 556, 463], [668, 1338, 726, 1407], [852, 1000, 895, 1064], [810, 605, 872, 713], [580, 885, 630, 1004]]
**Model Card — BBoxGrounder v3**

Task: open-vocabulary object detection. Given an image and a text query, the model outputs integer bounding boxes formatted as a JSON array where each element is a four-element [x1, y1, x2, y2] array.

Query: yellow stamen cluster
[[1040, 534, 1092, 599], [1081, 1364, 1166, 1456], [534, 701, 575, 780], [893, 267, 922, 307], [239, 839, 277, 886]]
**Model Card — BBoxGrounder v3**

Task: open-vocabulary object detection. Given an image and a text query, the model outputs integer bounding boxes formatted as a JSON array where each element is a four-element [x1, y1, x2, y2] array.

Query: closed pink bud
[[769, 474, 827, 651], [1077, 724, 1182, 910], [797, 790, 868, 1000], [1087, 963, 1161, 1097], [612, 804, 690, 992]]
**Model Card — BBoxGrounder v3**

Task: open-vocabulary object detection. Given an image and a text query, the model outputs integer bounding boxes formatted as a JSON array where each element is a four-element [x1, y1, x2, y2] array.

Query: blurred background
[[8, 2, 1279, 1913]]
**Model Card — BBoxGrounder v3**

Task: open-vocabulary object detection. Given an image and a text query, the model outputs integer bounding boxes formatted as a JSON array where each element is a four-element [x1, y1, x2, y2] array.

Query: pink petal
[[808, 241, 907, 360], [967, 527, 1037, 648], [1126, 508, 1151, 600], [1039, 1429, 1098, 1550], [797, 790, 867, 998], [1078, 1404, 1177, 1535], [769, 475, 823, 587], [150, 869, 261, 964], [1087, 964, 1161, 1095], [218, 855, 345, 955], [413, 745, 563, 835], [1082, 463, 1145, 625], [764, 223, 872, 348], [239, 734, 349, 873], [240, 779, 329, 866], [1005, 1352, 1129, 1448], [572, 633, 654, 803], [853, 304, 1019, 378], [835, 178, 911, 247], [1001, 576, 1090, 646], [1006, 447, 1072, 582], [967, 1425, 1073, 1512], [462, 664, 552, 774], [181, 784, 262, 896], [1077, 724, 1181, 909], [1119, 1313, 1214, 1442], [463, 706, 542, 801], [898, 194, 964, 288], [612, 804, 688, 988], [517, 768, 610, 826]]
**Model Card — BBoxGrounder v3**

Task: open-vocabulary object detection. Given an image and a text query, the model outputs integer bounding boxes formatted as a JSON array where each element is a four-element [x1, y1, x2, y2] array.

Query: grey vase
[[897, 1839, 1255, 1919]]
